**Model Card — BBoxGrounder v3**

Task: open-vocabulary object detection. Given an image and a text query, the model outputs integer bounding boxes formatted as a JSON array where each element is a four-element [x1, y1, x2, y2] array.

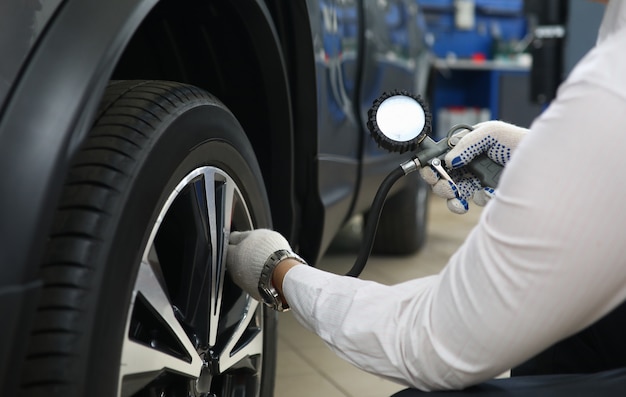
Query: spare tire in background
[[371, 173, 429, 256]]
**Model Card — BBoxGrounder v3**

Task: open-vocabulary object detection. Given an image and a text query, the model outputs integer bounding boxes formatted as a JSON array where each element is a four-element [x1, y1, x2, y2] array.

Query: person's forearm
[[281, 265, 445, 389]]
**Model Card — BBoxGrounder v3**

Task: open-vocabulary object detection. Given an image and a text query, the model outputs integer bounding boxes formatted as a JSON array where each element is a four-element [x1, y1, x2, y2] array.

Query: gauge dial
[[367, 90, 432, 153]]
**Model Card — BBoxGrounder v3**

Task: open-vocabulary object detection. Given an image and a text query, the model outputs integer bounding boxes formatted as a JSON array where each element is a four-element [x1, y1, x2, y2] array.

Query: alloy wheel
[[119, 166, 263, 396]]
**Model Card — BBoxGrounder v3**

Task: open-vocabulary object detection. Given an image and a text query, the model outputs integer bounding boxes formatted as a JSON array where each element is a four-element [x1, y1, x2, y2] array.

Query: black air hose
[[345, 166, 407, 277]]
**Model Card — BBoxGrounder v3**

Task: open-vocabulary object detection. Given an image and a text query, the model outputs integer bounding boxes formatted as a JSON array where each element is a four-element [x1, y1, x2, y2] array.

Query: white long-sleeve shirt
[[283, 1, 626, 391]]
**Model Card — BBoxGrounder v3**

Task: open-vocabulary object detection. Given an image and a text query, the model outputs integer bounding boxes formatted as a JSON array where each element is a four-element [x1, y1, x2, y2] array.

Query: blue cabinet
[[416, 0, 541, 137], [417, 0, 527, 59], [430, 58, 540, 138]]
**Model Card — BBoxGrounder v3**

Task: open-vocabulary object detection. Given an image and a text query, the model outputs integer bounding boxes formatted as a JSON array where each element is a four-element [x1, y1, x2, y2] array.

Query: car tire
[[20, 80, 276, 397], [371, 174, 429, 256]]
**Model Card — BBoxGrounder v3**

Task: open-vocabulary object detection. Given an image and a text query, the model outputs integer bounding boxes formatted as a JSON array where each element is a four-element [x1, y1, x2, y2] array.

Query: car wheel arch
[[113, 0, 314, 245]]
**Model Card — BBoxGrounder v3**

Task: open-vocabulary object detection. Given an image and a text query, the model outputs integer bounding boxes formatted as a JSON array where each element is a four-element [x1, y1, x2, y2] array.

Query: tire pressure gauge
[[367, 90, 432, 153], [350, 89, 503, 278]]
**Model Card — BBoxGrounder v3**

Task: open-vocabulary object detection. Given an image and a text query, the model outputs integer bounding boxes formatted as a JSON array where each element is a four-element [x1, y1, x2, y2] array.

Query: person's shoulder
[[563, 29, 626, 98]]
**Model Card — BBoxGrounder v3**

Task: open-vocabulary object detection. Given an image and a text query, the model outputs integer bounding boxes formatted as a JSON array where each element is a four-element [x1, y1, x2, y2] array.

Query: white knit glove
[[227, 229, 294, 301], [419, 120, 528, 214]]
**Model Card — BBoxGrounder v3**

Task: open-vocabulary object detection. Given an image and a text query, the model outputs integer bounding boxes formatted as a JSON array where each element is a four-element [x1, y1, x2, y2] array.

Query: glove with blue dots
[[419, 120, 528, 214]]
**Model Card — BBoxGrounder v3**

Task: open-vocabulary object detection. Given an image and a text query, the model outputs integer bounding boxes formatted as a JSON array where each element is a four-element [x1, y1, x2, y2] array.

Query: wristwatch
[[258, 249, 307, 312]]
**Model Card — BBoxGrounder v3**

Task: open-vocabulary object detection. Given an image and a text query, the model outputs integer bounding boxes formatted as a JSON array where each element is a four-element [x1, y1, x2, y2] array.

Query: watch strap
[[258, 249, 306, 312]]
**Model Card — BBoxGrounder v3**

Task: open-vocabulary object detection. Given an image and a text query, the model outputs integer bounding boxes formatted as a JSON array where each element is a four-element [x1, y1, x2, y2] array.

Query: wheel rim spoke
[[217, 298, 264, 372], [203, 168, 232, 348], [204, 169, 263, 373], [120, 260, 202, 394], [122, 337, 198, 378]]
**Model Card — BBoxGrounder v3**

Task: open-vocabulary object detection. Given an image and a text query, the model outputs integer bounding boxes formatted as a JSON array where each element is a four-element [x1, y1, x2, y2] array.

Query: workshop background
[[276, 1, 604, 396]]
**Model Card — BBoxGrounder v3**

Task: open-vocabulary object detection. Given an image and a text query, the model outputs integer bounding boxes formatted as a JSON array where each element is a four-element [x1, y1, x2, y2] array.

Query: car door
[[306, 0, 364, 253]]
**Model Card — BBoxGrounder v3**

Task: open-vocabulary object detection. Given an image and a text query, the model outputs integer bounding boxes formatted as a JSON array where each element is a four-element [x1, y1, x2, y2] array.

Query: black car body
[[0, 0, 431, 395]]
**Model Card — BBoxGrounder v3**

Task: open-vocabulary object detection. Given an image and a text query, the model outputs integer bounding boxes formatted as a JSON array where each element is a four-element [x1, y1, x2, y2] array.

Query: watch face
[[260, 288, 273, 305], [376, 95, 426, 143]]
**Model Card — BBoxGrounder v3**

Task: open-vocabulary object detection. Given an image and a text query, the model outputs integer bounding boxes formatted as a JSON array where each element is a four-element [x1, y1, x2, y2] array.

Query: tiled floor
[[275, 196, 485, 397]]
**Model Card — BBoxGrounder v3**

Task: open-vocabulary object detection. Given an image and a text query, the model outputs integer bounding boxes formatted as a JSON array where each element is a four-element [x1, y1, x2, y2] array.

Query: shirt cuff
[[282, 264, 382, 341]]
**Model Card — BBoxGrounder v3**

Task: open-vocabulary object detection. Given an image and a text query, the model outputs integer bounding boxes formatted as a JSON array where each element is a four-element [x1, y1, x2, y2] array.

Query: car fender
[[0, 0, 156, 394]]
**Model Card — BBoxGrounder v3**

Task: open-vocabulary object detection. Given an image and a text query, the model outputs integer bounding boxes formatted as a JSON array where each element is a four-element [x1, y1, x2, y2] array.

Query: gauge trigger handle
[[429, 158, 458, 191]]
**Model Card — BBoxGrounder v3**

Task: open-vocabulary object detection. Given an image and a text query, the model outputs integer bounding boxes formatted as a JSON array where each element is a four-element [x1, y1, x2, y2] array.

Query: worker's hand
[[419, 120, 528, 214], [226, 229, 293, 301]]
